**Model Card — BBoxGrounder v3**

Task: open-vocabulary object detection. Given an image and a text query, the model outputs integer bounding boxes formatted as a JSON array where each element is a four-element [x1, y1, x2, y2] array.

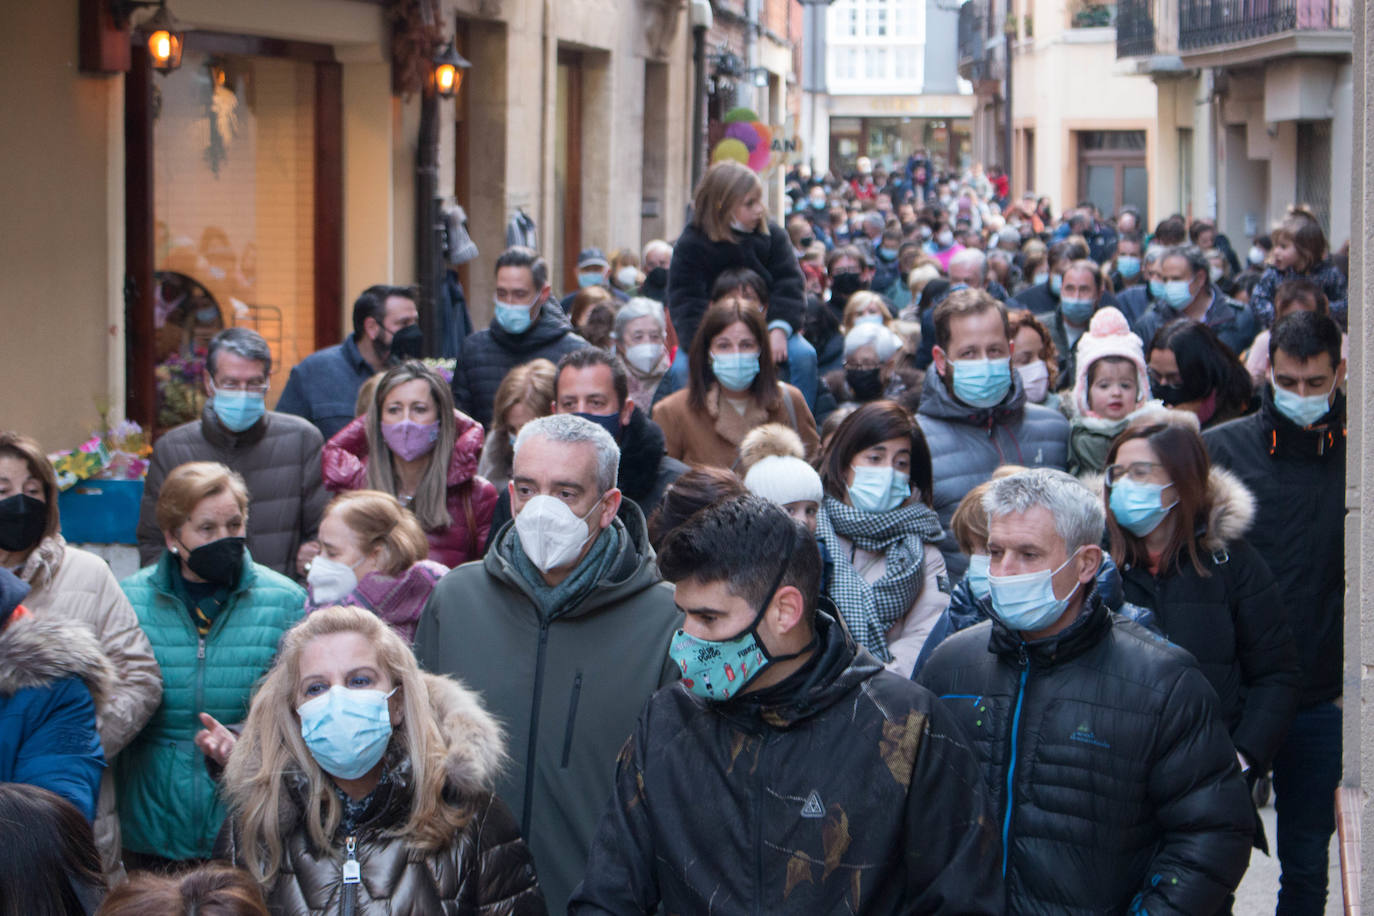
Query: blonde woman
[[304, 491, 449, 643], [218, 605, 545, 914], [475, 358, 557, 491], [839, 290, 895, 335], [323, 361, 496, 567]]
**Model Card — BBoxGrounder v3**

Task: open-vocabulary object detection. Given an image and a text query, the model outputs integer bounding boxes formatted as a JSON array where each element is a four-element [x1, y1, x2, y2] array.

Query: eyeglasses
[[212, 379, 270, 395], [844, 361, 881, 372], [1105, 461, 1167, 486]]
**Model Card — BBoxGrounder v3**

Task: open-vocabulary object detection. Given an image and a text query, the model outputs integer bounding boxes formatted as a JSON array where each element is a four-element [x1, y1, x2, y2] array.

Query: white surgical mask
[[615, 266, 640, 289], [307, 555, 362, 606], [1248, 246, 1266, 266], [1016, 360, 1051, 403], [515, 494, 604, 573], [624, 342, 664, 374]]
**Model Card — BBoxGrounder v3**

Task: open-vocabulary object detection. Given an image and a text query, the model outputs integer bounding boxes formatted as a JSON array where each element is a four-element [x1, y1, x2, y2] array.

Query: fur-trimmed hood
[[0, 611, 112, 708], [1087, 465, 1255, 553], [420, 671, 507, 798]]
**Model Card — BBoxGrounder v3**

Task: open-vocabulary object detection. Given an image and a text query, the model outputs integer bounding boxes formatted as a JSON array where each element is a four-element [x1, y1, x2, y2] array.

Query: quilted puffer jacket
[[322, 411, 497, 568], [219, 673, 546, 916], [916, 368, 1069, 579], [450, 304, 589, 427], [917, 589, 1255, 914]]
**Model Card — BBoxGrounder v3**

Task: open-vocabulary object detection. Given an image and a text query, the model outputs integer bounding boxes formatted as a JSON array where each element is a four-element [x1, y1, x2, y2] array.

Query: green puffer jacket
[[117, 550, 304, 860]]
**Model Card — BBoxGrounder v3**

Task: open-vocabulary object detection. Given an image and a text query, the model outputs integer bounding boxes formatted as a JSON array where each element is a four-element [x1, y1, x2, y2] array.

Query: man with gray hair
[[136, 327, 328, 578], [414, 413, 681, 912], [1133, 243, 1258, 354], [918, 468, 1255, 914]]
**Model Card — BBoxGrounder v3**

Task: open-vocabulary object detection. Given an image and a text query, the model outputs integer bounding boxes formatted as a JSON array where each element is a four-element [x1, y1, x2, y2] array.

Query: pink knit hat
[[1072, 307, 1150, 418]]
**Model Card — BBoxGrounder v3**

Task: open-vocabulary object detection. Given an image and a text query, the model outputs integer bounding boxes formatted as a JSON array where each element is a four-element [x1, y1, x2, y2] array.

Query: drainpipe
[[1003, 0, 1014, 176], [691, 0, 713, 190]]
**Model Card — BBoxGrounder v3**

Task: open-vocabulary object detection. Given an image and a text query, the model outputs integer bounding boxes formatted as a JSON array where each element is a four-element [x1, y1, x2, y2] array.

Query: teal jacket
[[117, 550, 304, 860]]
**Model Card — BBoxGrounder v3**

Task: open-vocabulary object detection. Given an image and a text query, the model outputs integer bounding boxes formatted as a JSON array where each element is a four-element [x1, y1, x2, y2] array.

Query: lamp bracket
[[110, 0, 165, 30]]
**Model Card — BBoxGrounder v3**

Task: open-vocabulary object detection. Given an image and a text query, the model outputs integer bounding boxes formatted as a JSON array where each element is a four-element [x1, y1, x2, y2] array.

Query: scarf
[[819, 495, 943, 662], [510, 523, 622, 620], [172, 571, 231, 636]]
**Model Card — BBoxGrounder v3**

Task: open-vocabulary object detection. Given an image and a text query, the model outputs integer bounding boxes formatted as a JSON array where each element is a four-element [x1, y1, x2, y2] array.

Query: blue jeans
[[664, 332, 820, 411], [1272, 701, 1342, 915]]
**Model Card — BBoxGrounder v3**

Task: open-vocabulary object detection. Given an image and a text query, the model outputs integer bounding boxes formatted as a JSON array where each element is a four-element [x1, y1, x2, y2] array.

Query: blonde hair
[[222, 606, 494, 884], [0, 431, 61, 541], [693, 161, 767, 243], [354, 371, 386, 418], [488, 359, 557, 475], [364, 361, 458, 532], [155, 461, 249, 534], [840, 291, 894, 334], [323, 491, 429, 577]]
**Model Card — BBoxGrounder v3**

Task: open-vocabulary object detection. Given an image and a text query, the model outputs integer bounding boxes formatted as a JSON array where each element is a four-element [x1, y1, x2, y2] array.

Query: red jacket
[[322, 412, 497, 567]]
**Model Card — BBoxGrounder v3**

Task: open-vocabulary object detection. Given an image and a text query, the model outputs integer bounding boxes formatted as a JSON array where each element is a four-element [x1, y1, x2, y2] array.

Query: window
[[832, 46, 860, 81], [894, 45, 923, 81], [866, 4, 888, 36], [893, 1, 922, 37], [831, 1, 860, 38], [864, 47, 888, 79]]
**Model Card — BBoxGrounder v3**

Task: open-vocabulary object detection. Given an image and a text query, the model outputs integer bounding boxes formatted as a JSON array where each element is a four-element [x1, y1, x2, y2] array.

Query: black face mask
[[0, 493, 47, 553], [644, 267, 668, 291], [830, 271, 866, 306], [845, 367, 885, 401], [1150, 379, 1195, 406], [180, 536, 246, 587], [389, 323, 425, 361]]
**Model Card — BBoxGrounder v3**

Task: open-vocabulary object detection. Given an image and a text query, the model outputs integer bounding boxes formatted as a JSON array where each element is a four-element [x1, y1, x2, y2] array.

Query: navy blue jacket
[[450, 304, 589, 427], [275, 336, 377, 440]]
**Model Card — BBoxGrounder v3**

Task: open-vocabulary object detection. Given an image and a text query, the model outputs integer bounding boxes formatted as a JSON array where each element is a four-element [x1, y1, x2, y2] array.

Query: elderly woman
[[324, 361, 497, 567], [0, 432, 162, 879], [823, 322, 920, 411], [218, 605, 545, 914], [117, 461, 305, 869], [613, 297, 671, 407]]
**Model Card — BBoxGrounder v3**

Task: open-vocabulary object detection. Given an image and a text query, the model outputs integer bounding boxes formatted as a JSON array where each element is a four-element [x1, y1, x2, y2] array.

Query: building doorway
[[555, 50, 584, 294], [1076, 130, 1147, 221]]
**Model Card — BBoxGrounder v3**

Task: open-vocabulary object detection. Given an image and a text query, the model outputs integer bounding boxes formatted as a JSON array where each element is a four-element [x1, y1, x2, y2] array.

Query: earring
[[170, 546, 178, 555]]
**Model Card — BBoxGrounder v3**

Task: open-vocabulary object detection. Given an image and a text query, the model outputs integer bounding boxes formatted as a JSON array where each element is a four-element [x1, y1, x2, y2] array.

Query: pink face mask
[[382, 420, 439, 461]]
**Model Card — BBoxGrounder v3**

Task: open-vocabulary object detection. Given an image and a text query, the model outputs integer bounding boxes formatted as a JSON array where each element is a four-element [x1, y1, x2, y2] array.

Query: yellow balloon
[[711, 138, 750, 165]]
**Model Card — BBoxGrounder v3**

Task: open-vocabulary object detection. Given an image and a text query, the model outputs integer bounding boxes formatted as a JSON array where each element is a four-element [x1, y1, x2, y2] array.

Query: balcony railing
[[1179, 0, 1346, 50], [1116, 0, 1156, 55], [957, 0, 986, 69]]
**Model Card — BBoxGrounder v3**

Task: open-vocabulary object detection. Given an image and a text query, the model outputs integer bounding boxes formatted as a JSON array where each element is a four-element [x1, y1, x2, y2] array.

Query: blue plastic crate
[[58, 479, 144, 545]]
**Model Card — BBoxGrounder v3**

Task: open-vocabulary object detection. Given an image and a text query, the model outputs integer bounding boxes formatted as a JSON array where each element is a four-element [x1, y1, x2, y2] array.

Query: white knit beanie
[[1072, 306, 1151, 418], [744, 455, 824, 508]]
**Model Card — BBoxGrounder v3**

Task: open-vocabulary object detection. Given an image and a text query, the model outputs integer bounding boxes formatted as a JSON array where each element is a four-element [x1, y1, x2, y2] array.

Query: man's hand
[[296, 540, 321, 577], [769, 328, 789, 365], [195, 712, 237, 768]]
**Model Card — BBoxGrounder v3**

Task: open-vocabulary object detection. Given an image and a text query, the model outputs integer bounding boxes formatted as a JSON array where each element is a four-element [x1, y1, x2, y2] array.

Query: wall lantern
[[432, 38, 471, 99], [112, 0, 184, 74]]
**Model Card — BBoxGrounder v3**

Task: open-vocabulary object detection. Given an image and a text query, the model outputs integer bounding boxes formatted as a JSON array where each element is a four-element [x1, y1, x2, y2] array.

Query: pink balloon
[[748, 142, 771, 172]]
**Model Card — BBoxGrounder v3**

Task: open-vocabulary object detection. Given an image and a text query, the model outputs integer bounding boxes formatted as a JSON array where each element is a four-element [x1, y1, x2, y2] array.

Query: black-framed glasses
[[1105, 461, 1167, 486]]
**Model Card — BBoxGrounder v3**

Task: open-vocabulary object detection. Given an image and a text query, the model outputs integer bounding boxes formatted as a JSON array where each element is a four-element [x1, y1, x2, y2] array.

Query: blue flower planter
[[58, 479, 144, 545]]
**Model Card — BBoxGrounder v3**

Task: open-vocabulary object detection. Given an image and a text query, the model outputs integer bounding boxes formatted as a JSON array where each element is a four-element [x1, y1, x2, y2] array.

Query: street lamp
[[112, 0, 184, 74], [432, 38, 471, 100]]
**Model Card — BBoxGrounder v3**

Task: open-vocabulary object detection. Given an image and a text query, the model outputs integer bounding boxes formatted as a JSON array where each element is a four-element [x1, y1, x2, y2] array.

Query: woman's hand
[[195, 712, 238, 767], [769, 328, 789, 365]]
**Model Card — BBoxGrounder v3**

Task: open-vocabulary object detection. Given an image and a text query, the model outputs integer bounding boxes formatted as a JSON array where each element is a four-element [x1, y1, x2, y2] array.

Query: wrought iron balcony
[[1116, 0, 1156, 56], [1179, 0, 1347, 51], [957, 0, 987, 72]]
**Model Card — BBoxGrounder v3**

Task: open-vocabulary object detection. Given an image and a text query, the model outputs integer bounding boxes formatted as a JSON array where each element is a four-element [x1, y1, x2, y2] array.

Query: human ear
[[770, 585, 808, 636], [1076, 545, 1102, 585]]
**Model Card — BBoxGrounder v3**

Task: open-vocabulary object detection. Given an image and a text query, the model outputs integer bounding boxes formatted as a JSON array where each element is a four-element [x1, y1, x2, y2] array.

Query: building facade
[[0, 0, 698, 452], [1116, 0, 1353, 246]]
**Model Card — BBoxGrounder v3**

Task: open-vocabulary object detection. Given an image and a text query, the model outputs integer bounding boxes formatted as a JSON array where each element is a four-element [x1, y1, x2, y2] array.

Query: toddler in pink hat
[[1067, 307, 1159, 474]]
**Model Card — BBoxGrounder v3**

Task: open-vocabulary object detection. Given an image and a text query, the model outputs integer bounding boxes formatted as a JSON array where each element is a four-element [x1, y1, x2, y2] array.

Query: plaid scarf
[[818, 495, 944, 663]]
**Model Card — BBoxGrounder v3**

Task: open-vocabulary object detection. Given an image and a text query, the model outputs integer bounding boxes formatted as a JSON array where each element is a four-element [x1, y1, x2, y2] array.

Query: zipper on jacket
[[340, 834, 360, 916], [753, 740, 765, 916], [1001, 646, 1030, 879], [560, 671, 584, 768], [520, 619, 552, 838]]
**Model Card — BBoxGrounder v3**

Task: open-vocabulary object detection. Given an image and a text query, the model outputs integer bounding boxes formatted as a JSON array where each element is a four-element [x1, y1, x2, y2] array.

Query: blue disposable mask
[[988, 548, 1084, 633], [966, 553, 992, 601], [667, 536, 813, 702], [1032, 271, 1050, 287], [1271, 376, 1333, 427], [878, 247, 899, 262], [1148, 279, 1167, 300], [298, 685, 396, 780], [712, 352, 761, 391], [950, 358, 1012, 409], [1162, 279, 1194, 309], [211, 388, 266, 433], [1049, 274, 1063, 296], [854, 313, 885, 326], [1116, 255, 1141, 278], [1060, 298, 1095, 326], [578, 271, 606, 289], [494, 300, 534, 335], [847, 465, 911, 513], [1109, 479, 1178, 537]]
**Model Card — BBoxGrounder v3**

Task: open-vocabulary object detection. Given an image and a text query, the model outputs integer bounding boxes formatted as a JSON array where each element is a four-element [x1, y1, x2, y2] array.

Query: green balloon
[[723, 107, 759, 125]]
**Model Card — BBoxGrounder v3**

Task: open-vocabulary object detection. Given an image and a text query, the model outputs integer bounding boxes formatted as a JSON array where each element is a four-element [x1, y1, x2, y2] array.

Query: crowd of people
[[0, 152, 1350, 915]]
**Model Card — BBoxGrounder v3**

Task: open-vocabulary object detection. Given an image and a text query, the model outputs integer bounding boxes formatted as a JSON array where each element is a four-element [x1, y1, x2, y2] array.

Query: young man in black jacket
[[917, 468, 1255, 914], [571, 496, 1002, 914], [1204, 310, 1347, 914]]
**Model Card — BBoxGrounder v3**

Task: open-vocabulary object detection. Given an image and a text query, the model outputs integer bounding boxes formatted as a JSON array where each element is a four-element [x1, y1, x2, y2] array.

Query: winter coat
[[17, 536, 162, 875], [304, 560, 449, 644], [666, 222, 806, 354], [1133, 285, 1259, 356], [569, 613, 1004, 915], [450, 304, 589, 427], [0, 577, 110, 823], [1114, 283, 1154, 330], [652, 383, 819, 471], [1112, 467, 1300, 772], [916, 370, 1070, 579], [917, 589, 1255, 914], [219, 674, 545, 915], [1249, 259, 1348, 328], [275, 336, 379, 441], [322, 412, 497, 568], [1204, 388, 1346, 708], [413, 501, 681, 912], [1010, 280, 1119, 319], [137, 407, 329, 578], [117, 550, 305, 860]]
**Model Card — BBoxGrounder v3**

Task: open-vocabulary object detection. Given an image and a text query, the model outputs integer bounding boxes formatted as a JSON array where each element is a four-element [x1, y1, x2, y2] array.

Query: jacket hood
[[419, 671, 507, 797], [917, 359, 1027, 425], [617, 408, 668, 503], [445, 410, 486, 487], [0, 565, 31, 628], [484, 498, 663, 618], [323, 411, 485, 490], [1086, 465, 1255, 553], [489, 299, 576, 351], [0, 610, 112, 707]]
